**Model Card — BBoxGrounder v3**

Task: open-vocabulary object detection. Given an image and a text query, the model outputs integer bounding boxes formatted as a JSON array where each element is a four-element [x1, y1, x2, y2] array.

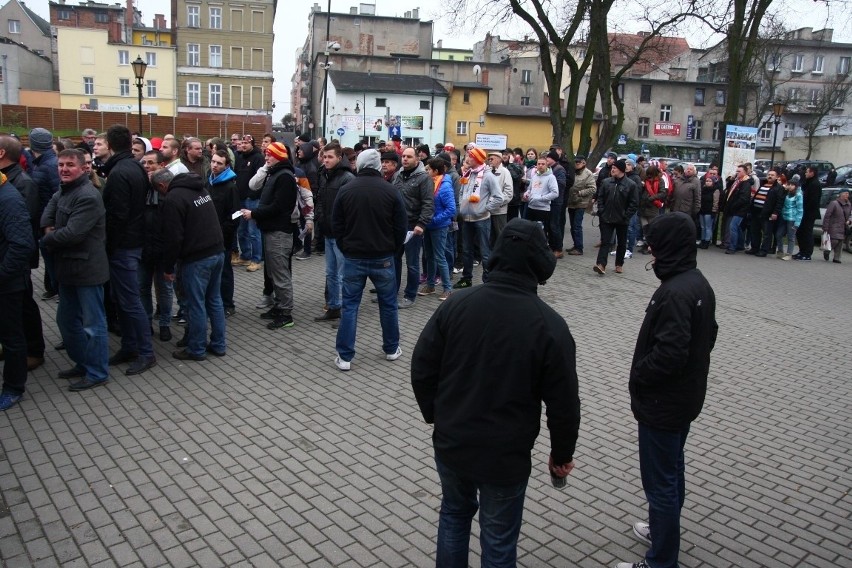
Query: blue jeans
[[776, 220, 796, 254], [395, 233, 423, 301], [445, 230, 456, 272], [627, 213, 642, 252], [568, 208, 585, 251], [727, 215, 745, 251], [336, 255, 399, 362], [435, 456, 528, 568], [238, 198, 262, 262], [699, 214, 714, 242], [462, 219, 491, 281], [138, 261, 174, 328], [109, 247, 153, 358], [180, 253, 226, 357], [425, 227, 452, 292], [639, 422, 690, 568], [325, 238, 346, 310], [57, 284, 109, 382]]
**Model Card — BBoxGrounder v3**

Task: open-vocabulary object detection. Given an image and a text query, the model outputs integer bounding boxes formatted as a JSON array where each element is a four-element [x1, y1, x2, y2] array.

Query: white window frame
[[8, 19, 20, 34], [808, 89, 820, 107], [187, 5, 200, 27], [521, 69, 532, 84], [637, 117, 650, 138], [187, 43, 200, 67], [187, 82, 200, 106], [520, 96, 530, 106], [693, 120, 703, 140], [788, 88, 800, 103], [838, 57, 851, 75], [783, 123, 795, 139], [791, 54, 804, 72], [766, 54, 781, 72], [712, 121, 722, 141], [83, 77, 94, 95], [828, 125, 840, 136], [145, 52, 156, 67], [758, 123, 772, 142], [209, 7, 222, 29], [659, 104, 672, 122], [209, 83, 222, 107], [119, 78, 130, 97], [146, 79, 157, 98], [209, 45, 222, 68], [118, 50, 129, 65], [456, 121, 467, 135], [813, 55, 824, 74]]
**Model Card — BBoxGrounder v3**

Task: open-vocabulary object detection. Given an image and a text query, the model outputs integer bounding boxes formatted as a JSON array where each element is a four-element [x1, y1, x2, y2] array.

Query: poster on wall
[[401, 116, 424, 130], [474, 133, 508, 150], [721, 125, 758, 180], [367, 116, 385, 132], [341, 115, 363, 131]]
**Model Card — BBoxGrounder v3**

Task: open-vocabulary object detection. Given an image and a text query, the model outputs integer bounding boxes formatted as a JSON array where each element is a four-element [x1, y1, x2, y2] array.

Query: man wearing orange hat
[[453, 145, 504, 288], [240, 142, 299, 329]]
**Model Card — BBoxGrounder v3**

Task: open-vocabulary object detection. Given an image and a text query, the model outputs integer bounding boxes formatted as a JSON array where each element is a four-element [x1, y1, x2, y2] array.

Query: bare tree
[[796, 75, 852, 158]]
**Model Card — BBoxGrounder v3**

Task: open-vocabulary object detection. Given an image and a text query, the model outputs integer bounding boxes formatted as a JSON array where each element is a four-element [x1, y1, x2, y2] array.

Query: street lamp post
[[131, 55, 148, 136], [769, 100, 785, 170], [354, 98, 366, 142]]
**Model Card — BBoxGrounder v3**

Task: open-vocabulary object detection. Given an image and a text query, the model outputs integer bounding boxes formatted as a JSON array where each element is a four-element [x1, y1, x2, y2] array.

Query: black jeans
[[796, 218, 816, 256], [596, 222, 628, 267], [22, 275, 45, 358], [0, 290, 28, 395]]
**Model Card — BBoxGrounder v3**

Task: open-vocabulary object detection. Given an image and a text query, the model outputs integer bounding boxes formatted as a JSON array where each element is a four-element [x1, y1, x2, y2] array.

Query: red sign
[[654, 122, 681, 136]]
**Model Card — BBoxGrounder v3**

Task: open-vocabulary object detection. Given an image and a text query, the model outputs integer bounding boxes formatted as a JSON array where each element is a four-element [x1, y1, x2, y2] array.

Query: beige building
[[173, 0, 275, 122], [0, 0, 51, 56], [56, 27, 176, 116]]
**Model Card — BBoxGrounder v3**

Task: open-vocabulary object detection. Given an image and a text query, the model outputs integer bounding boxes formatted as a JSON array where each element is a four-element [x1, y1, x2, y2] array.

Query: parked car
[[785, 159, 835, 179], [693, 162, 712, 178], [813, 186, 852, 252], [753, 159, 774, 171], [818, 164, 852, 186]]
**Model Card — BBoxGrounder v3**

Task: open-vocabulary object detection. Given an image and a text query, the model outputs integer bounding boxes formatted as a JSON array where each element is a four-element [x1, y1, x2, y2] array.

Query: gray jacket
[[670, 174, 700, 216], [491, 164, 514, 215], [40, 175, 109, 287], [392, 161, 434, 230], [567, 167, 596, 209]]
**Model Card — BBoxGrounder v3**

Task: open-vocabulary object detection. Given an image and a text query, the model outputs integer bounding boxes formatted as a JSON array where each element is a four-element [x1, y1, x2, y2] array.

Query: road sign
[[336, 127, 346, 136]]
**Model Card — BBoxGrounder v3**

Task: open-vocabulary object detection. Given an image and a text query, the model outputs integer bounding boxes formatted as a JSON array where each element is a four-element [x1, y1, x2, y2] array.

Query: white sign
[[474, 133, 508, 150], [80, 103, 159, 113], [721, 125, 758, 180]]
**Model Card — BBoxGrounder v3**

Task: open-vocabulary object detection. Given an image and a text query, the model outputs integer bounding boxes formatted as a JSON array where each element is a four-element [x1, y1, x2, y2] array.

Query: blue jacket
[[782, 189, 803, 226], [30, 148, 59, 214], [427, 174, 456, 230], [0, 181, 36, 294]]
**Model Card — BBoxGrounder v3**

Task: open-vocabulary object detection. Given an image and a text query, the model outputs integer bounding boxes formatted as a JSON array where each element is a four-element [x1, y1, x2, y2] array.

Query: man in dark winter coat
[[794, 166, 822, 260], [593, 159, 639, 274], [756, 171, 784, 256], [233, 136, 265, 269], [101, 125, 156, 375], [207, 150, 241, 316], [297, 142, 322, 253], [721, 165, 753, 254], [28, 128, 60, 298], [411, 217, 580, 567], [545, 150, 573, 258], [617, 212, 717, 568]]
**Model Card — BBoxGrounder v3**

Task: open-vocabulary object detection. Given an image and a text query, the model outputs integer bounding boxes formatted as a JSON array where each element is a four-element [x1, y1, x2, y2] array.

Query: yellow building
[[57, 27, 177, 116]]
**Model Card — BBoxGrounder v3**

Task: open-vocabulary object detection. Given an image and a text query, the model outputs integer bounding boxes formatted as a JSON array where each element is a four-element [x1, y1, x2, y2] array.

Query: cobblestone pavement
[[1, 225, 850, 568]]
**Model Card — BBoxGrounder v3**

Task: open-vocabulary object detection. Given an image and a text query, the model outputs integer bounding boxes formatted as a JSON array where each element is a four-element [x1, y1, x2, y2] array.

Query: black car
[[819, 164, 852, 186]]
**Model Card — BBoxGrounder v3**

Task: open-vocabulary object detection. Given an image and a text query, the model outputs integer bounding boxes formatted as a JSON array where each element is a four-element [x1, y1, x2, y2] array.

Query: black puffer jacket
[[234, 145, 264, 200], [412, 218, 581, 485], [251, 161, 298, 233], [722, 177, 752, 217], [2, 163, 40, 267], [631, 212, 718, 431], [595, 174, 639, 224], [101, 150, 149, 252], [315, 163, 355, 237]]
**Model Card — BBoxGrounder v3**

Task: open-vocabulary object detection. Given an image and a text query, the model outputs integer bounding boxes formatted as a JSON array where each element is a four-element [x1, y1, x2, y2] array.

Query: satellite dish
[[473, 64, 481, 79]]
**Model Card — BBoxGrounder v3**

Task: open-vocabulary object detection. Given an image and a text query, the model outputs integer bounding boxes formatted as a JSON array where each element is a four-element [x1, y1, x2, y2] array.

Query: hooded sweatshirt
[[411, 218, 580, 485], [525, 166, 559, 212], [160, 173, 224, 272], [208, 167, 241, 246], [630, 212, 718, 431]]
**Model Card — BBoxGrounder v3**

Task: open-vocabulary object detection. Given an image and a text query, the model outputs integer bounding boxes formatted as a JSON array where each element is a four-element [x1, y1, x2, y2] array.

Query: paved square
[[1, 226, 850, 567]]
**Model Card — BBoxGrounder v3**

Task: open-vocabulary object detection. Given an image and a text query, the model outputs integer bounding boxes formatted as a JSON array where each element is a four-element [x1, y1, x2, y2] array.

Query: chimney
[[412, 8, 419, 19], [481, 68, 489, 85], [108, 20, 121, 42], [437, 39, 442, 49], [404, 11, 411, 18], [350, 6, 357, 14], [125, 0, 134, 33], [153, 13, 166, 29]]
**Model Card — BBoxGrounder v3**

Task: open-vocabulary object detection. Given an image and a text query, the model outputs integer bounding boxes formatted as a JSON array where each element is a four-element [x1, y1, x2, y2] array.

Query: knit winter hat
[[468, 146, 487, 166], [443, 142, 456, 152], [29, 128, 53, 153], [612, 159, 627, 173], [357, 149, 381, 172], [150, 137, 163, 150], [266, 142, 289, 161]]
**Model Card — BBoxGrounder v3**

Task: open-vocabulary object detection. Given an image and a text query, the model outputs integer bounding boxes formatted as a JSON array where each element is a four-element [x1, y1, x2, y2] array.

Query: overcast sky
[[21, 0, 851, 121]]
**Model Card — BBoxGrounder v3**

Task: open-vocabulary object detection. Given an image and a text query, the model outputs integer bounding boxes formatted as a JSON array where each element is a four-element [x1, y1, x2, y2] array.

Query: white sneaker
[[632, 521, 651, 545], [615, 561, 650, 568], [624, 250, 633, 259], [385, 347, 402, 361], [610, 250, 616, 256], [636, 240, 644, 247], [334, 356, 351, 371]]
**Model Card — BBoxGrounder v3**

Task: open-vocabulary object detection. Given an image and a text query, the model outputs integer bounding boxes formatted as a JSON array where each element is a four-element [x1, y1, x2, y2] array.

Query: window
[[758, 123, 772, 142], [251, 48, 263, 71], [187, 43, 200, 66], [839, 57, 851, 75], [251, 10, 264, 32], [788, 87, 800, 103], [456, 121, 467, 135], [828, 125, 840, 136], [187, 5, 200, 27], [8, 19, 20, 33], [209, 7, 222, 29], [230, 85, 243, 108], [145, 52, 156, 66], [808, 89, 820, 107], [791, 54, 804, 72], [693, 120, 703, 140], [448, 55, 454, 60], [230, 8, 243, 31], [520, 97, 530, 106], [146, 79, 157, 98], [95, 12, 108, 23], [187, 82, 200, 106], [419, 100, 430, 110], [637, 117, 650, 138], [250, 86, 263, 109], [694, 88, 705, 106], [58, 9, 71, 20], [640, 84, 652, 103], [209, 45, 222, 68], [463, 90, 470, 104], [712, 121, 722, 141], [231, 46, 243, 68], [209, 84, 222, 107], [375, 98, 387, 107], [783, 123, 795, 139], [119, 78, 130, 97], [83, 77, 94, 95], [464, 56, 473, 61], [715, 90, 726, 106], [767, 54, 781, 72], [118, 50, 129, 65], [521, 69, 532, 84], [659, 105, 671, 122], [813, 55, 824, 74]]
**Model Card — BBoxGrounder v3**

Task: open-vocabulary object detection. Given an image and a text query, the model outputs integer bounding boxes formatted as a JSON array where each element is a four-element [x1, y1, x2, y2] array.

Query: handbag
[[821, 231, 832, 251]]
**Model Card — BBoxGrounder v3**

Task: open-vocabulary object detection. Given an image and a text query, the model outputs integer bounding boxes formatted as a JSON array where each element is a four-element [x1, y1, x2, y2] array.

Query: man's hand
[[241, 209, 252, 220], [413, 226, 424, 236], [769, 213, 777, 221], [549, 455, 575, 478], [44, 226, 55, 235], [163, 272, 176, 282]]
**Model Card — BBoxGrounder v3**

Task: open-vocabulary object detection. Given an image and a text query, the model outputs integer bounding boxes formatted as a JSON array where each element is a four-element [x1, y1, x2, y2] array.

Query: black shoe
[[159, 326, 172, 341], [725, 249, 736, 255], [69, 377, 108, 391], [267, 315, 295, 329], [824, 250, 830, 261], [108, 350, 138, 366], [206, 345, 226, 357], [176, 331, 189, 348], [57, 366, 85, 379], [260, 308, 284, 320], [792, 253, 803, 260], [41, 290, 58, 300], [833, 259, 841, 264], [314, 308, 341, 321], [452, 278, 472, 289], [172, 349, 206, 361], [225, 306, 236, 317], [125, 356, 156, 376], [795, 255, 811, 261], [369, 288, 377, 294], [755, 251, 767, 257]]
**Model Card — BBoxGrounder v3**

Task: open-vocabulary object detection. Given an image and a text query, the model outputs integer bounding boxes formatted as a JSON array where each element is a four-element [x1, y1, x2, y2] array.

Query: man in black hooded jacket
[[411, 217, 580, 567], [617, 212, 717, 568]]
